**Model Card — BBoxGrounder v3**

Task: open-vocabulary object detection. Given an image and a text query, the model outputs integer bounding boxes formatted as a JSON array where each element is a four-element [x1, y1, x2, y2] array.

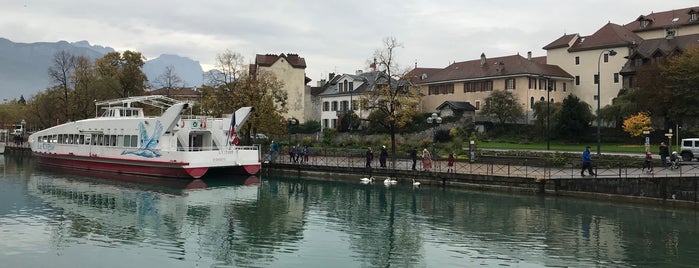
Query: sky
[[2, 1, 698, 85]]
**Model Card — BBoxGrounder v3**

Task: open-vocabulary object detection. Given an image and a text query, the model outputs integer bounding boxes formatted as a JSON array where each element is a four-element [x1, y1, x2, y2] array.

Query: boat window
[[51, 135, 58, 143], [111, 135, 117, 146], [130, 135, 137, 147], [78, 135, 85, 145]]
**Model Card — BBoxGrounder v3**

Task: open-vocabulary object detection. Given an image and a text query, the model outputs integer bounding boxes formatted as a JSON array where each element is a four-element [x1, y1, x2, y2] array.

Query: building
[[543, 6, 699, 111], [316, 70, 396, 130], [250, 53, 311, 123], [413, 52, 573, 122]]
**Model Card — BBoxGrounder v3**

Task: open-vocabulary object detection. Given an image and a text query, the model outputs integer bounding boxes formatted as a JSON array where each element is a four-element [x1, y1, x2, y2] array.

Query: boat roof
[[95, 95, 185, 109]]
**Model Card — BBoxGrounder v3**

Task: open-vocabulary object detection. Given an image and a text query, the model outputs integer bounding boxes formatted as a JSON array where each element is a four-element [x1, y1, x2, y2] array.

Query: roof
[[405, 67, 442, 84], [624, 6, 699, 33], [543, 34, 579, 50], [436, 101, 477, 112], [568, 23, 643, 52], [620, 33, 699, 74], [417, 54, 572, 85], [317, 71, 395, 97], [254, 53, 307, 69]]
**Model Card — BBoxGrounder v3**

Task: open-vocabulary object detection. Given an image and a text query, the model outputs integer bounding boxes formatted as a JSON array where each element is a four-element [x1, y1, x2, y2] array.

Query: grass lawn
[[477, 141, 661, 154]]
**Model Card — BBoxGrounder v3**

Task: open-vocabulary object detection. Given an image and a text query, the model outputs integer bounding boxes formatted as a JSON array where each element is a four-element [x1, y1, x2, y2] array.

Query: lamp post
[[287, 118, 297, 151], [596, 49, 617, 155], [426, 113, 442, 157], [540, 75, 553, 150]]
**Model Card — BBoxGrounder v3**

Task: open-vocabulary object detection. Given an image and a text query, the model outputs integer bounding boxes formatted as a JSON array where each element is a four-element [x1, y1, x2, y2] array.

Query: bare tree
[[153, 65, 185, 96], [365, 37, 422, 165], [48, 50, 76, 121], [204, 50, 245, 87]]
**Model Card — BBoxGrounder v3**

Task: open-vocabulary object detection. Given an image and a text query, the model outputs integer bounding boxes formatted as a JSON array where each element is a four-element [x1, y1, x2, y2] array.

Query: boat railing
[[178, 145, 259, 152]]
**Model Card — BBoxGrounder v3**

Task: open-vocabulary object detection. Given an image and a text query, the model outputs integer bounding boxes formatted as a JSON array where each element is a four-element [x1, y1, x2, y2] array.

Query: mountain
[[142, 54, 204, 88], [0, 38, 205, 102]]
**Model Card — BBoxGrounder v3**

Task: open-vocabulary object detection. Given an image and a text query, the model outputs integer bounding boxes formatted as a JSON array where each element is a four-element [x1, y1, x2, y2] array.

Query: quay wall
[[263, 162, 699, 209]]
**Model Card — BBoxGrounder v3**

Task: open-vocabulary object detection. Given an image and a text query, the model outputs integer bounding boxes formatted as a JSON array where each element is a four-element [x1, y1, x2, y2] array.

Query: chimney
[[527, 51, 532, 60], [329, 73, 335, 80], [480, 53, 486, 66]]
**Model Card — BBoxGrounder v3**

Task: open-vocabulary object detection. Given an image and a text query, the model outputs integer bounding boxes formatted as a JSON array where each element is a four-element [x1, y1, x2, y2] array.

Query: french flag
[[229, 113, 236, 138]]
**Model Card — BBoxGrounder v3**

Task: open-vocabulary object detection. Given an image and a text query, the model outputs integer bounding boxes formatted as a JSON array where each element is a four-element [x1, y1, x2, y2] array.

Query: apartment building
[[250, 53, 311, 123], [413, 53, 573, 122]]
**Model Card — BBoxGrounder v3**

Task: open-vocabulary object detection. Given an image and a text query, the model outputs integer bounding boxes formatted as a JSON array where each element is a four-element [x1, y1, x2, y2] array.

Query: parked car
[[680, 138, 699, 161], [251, 133, 269, 140]]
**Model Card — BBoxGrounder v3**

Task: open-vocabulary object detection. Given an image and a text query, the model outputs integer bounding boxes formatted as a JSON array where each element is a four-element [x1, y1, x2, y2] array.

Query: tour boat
[[28, 95, 261, 178]]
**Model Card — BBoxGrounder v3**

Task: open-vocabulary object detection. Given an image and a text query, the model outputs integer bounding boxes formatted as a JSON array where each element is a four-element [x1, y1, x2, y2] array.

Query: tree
[[531, 100, 561, 137], [554, 94, 594, 142], [152, 65, 185, 94], [199, 50, 288, 142], [363, 37, 421, 163], [94, 51, 147, 97], [622, 112, 654, 137], [481, 90, 523, 124], [661, 46, 699, 125], [48, 50, 76, 121], [600, 88, 640, 128], [204, 50, 244, 87]]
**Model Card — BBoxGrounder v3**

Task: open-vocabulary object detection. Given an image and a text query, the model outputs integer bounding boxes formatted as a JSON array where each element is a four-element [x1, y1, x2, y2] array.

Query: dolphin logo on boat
[[121, 121, 163, 158]]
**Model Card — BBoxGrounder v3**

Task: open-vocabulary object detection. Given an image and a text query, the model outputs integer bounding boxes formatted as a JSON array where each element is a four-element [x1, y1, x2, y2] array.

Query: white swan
[[411, 178, 421, 186], [360, 177, 374, 184], [384, 177, 398, 185]]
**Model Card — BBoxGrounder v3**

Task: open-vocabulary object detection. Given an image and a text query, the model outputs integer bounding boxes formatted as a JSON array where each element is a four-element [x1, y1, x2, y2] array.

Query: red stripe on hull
[[33, 153, 260, 178]]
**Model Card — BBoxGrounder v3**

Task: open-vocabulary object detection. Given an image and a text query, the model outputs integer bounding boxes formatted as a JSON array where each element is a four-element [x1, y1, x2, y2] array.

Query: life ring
[[232, 136, 239, 145], [192, 121, 199, 128], [201, 119, 207, 128]]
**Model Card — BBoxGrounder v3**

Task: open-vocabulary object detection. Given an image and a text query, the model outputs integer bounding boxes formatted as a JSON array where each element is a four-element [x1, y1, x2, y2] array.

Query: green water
[[0, 154, 697, 267]]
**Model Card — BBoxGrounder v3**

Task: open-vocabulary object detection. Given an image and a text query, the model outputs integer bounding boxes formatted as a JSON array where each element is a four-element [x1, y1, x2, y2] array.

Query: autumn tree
[[481, 90, 523, 124], [363, 37, 421, 162], [661, 46, 699, 125], [199, 50, 288, 142], [622, 112, 654, 137], [94, 51, 147, 98]]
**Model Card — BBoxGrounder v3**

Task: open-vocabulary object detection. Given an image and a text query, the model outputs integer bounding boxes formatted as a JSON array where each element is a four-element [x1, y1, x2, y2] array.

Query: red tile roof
[[543, 34, 578, 50], [416, 54, 572, 84], [624, 6, 699, 33], [568, 23, 643, 52], [254, 53, 307, 69]]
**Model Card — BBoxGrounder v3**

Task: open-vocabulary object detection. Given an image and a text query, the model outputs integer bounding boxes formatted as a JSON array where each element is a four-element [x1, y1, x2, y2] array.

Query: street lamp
[[596, 49, 617, 155], [540, 75, 553, 150], [426, 113, 442, 156], [287, 118, 298, 151]]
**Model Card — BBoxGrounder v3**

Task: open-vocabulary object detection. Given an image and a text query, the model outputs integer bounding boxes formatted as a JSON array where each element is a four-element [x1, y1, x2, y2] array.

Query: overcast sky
[[2, 1, 698, 84]]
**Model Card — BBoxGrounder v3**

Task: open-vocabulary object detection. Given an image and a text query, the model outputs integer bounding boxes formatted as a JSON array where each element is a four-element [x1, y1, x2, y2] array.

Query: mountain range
[[0, 38, 204, 102]]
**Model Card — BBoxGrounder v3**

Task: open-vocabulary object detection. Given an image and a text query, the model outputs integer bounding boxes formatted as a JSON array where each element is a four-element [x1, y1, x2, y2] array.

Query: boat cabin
[[101, 107, 144, 118]]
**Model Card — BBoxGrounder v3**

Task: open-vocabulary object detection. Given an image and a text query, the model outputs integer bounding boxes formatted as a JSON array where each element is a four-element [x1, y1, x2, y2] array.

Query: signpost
[[643, 130, 650, 151]]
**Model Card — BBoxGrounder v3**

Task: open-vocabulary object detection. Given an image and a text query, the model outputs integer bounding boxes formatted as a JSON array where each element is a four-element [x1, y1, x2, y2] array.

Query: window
[[338, 82, 343, 92], [593, 95, 599, 100], [349, 82, 354, 91], [575, 76, 580, 85], [614, 73, 619, 83], [528, 77, 536, 89], [323, 101, 329, 111], [594, 74, 599, 84], [604, 53, 609, 63], [344, 81, 348, 92], [323, 119, 329, 129], [539, 79, 545, 89], [634, 58, 643, 67], [563, 82, 567, 92], [575, 56, 580, 65], [331, 101, 338, 111], [341, 101, 349, 112], [505, 78, 515, 90], [548, 80, 556, 91], [530, 97, 534, 109], [331, 119, 337, 128], [475, 101, 480, 110]]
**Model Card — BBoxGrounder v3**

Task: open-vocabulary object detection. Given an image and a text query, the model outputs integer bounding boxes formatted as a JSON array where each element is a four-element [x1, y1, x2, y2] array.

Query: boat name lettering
[[213, 157, 226, 162], [39, 143, 55, 151]]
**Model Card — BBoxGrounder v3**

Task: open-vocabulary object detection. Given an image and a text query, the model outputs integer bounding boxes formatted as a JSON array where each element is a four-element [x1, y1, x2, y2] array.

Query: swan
[[411, 178, 421, 186], [360, 177, 374, 184], [384, 177, 398, 185]]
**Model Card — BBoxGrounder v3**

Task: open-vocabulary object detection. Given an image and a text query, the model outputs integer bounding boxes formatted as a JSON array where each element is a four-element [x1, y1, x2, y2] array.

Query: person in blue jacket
[[581, 146, 595, 176]]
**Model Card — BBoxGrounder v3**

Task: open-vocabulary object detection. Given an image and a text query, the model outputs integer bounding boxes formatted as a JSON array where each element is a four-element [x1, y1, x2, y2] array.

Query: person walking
[[289, 145, 296, 163], [581, 146, 595, 176], [643, 150, 654, 174], [365, 147, 374, 168], [379, 145, 388, 168], [410, 148, 418, 170], [270, 140, 279, 162], [303, 145, 310, 163], [422, 148, 432, 171], [447, 153, 455, 173], [659, 142, 669, 168], [295, 144, 302, 163]]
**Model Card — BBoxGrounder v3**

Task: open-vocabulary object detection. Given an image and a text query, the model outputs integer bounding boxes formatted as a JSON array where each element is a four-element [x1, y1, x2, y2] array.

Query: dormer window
[[640, 20, 648, 28], [690, 10, 698, 22]]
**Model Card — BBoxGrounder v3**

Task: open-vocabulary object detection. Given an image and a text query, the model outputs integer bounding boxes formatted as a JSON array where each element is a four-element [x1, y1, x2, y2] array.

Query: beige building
[[250, 53, 311, 123], [413, 53, 573, 122], [543, 6, 699, 112]]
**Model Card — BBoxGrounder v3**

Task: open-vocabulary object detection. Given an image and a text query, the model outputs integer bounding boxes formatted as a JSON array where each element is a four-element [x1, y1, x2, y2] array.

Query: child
[[447, 153, 455, 173], [643, 150, 653, 174]]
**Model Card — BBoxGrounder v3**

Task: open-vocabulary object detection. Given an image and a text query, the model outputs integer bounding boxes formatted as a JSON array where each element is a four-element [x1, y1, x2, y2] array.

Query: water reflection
[[1, 154, 698, 267]]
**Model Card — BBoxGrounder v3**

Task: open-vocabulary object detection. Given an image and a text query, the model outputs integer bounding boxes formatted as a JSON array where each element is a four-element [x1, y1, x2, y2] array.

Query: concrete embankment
[[263, 160, 699, 210]]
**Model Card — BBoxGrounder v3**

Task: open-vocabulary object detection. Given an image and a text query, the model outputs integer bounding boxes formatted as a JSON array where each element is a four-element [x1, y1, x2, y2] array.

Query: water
[[1, 154, 698, 268]]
